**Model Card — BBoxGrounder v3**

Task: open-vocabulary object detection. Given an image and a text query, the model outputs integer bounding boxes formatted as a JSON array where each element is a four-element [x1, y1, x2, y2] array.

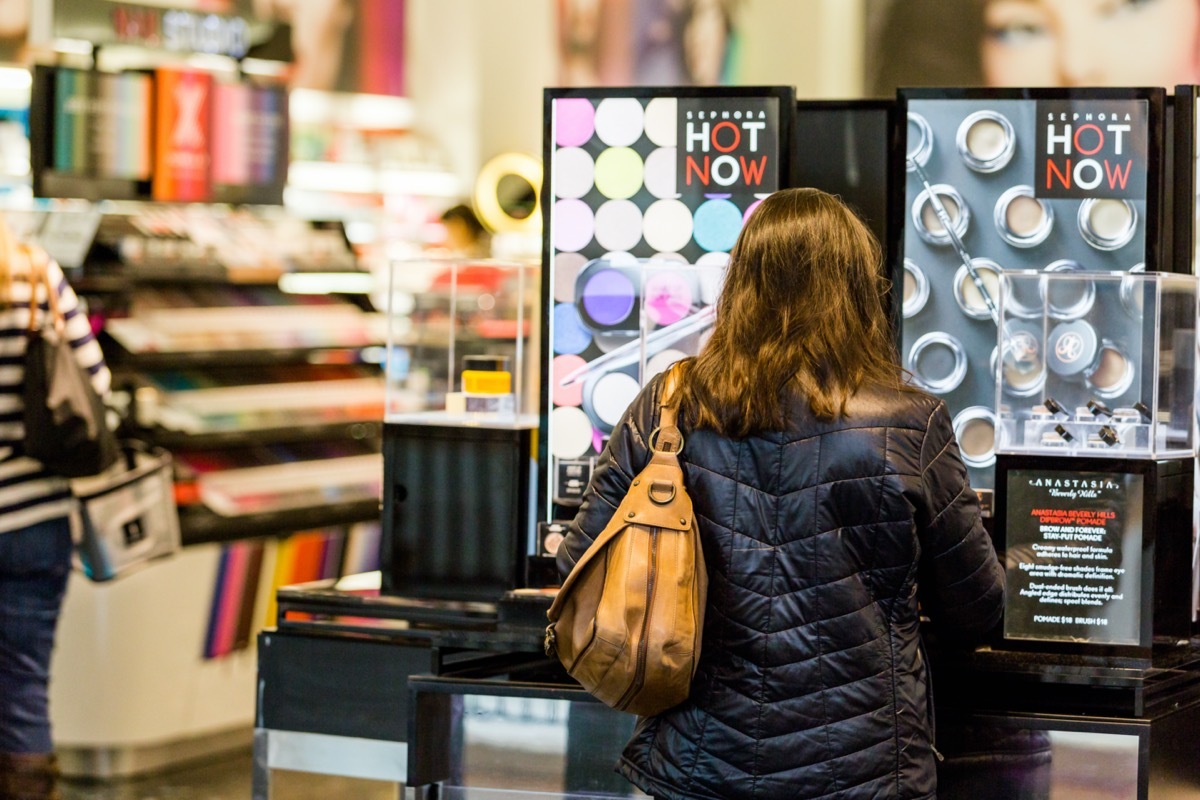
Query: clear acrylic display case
[[995, 271, 1198, 459], [385, 258, 539, 427]]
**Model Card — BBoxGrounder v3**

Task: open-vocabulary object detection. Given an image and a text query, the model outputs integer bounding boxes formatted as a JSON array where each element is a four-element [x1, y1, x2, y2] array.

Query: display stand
[[254, 575, 639, 800]]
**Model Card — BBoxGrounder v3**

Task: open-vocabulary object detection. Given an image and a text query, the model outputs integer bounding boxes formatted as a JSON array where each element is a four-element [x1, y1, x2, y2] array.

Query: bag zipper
[[616, 526, 659, 710]]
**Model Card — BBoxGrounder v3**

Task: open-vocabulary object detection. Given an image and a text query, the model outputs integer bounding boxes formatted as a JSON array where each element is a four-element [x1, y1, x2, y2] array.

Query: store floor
[[60, 752, 396, 800]]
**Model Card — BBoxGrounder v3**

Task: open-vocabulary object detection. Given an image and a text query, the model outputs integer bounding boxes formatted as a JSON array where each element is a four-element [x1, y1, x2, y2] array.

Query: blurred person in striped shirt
[[0, 216, 110, 800]]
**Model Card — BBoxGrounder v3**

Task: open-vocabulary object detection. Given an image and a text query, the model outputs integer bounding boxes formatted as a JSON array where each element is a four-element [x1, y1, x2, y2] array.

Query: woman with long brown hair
[[0, 217, 110, 800], [558, 188, 1004, 800]]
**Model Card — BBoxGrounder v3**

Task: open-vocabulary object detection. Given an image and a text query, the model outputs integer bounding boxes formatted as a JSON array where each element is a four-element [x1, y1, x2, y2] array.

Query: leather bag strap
[[548, 368, 688, 621]]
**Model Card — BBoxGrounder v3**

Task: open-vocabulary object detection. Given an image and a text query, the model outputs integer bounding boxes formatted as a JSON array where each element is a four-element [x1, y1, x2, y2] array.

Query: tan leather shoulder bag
[[545, 371, 707, 716]]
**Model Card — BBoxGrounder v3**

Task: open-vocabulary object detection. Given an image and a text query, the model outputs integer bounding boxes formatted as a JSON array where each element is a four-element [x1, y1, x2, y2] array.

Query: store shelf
[[142, 420, 382, 450], [102, 339, 383, 370], [178, 500, 382, 547]]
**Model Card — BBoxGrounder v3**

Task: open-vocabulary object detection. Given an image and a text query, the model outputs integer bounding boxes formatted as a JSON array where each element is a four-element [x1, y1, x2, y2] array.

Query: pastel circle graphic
[[552, 406, 595, 459], [646, 348, 688, 379], [743, 199, 763, 223], [552, 147, 594, 199], [552, 354, 588, 407], [554, 198, 595, 252], [553, 302, 593, 355], [643, 148, 678, 199], [642, 199, 694, 253], [553, 253, 587, 303], [652, 252, 689, 264], [593, 147, 644, 199], [603, 251, 637, 264], [644, 98, 677, 146], [594, 98, 645, 147], [593, 373, 642, 426], [694, 199, 744, 252], [555, 98, 595, 147], [643, 270, 695, 326], [594, 199, 643, 252], [582, 268, 637, 327]]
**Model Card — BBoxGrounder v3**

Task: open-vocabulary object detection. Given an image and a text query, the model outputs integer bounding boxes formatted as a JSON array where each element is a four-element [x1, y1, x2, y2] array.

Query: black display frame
[[1172, 86, 1198, 275], [792, 98, 896, 282], [993, 454, 1193, 657], [539, 85, 796, 521], [888, 87, 1168, 511], [891, 86, 1168, 273]]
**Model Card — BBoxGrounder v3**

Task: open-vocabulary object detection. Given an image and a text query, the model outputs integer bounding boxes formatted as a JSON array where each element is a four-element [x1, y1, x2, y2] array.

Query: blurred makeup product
[[908, 331, 968, 394], [574, 258, 702, 336], [953, 258, 1003, 320], [1078, 198, 1138, 251], [994, 185, 1053, 248], [906, 112, 933, 173], [912, 184, 969, 247], [902, 259, 929, 318], [1040, 260, 1095, 320], [1046, 319, 1100, 379], [953, 406, 997, 469], [1119, 262, 1146, 319], [999, 320, 1046, 398], [1084, 340, 1135, 399], [956, 110, 1016, 173], [1002, 270, 1045, 319]]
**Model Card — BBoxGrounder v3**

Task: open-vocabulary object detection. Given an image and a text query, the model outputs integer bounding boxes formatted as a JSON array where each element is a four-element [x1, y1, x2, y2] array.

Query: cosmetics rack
[[71, 207, 387, 547]]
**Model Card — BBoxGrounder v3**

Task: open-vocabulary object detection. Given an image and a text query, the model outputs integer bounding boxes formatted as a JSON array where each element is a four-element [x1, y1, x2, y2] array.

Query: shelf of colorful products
[[63, 205, 390, 544], [128, 364, 384, 448], [385, 258, 539, 428]]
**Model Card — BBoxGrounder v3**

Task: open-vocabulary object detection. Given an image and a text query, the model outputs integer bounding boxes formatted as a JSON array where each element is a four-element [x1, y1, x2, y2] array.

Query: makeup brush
[[908, 156, 999, 324]]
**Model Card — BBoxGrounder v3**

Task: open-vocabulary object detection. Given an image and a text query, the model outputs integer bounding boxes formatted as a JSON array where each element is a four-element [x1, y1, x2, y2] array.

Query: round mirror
[[474, 152, 542, 234]]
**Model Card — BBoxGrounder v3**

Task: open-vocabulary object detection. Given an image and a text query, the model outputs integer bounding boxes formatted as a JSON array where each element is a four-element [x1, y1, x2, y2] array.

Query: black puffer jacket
[[558, 372, 1005, 800]]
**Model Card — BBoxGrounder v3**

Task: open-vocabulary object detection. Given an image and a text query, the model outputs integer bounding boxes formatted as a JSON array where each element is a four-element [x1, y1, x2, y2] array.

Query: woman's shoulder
[[842, 384, 945, 431]]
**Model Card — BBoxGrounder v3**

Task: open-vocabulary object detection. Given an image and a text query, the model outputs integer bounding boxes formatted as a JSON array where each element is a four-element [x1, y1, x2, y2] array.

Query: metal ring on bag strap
[[648, 426, 684, 454]]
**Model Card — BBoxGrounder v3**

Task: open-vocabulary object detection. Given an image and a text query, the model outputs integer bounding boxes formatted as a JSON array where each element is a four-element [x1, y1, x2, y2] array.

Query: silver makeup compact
[[1078, 198, 1138, 251], [1040, 260, 1096, 320], [953, 406, 998, 469], [908, 331, 968, 394], [956, 110, 1016, 173], [953, 258, 1003, 320], [998, 319, 1047, 398], [906, 112, 934, 173], [1119, 262, 1146, 319], [902, 259, 930, 318], [1044, 320, 1134, 399], [912, 184, 970, 247], [994, 185, 1053, 248]]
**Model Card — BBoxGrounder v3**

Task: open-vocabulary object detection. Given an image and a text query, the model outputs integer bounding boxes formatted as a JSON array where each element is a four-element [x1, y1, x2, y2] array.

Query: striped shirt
[[1, 257, 111, 534]]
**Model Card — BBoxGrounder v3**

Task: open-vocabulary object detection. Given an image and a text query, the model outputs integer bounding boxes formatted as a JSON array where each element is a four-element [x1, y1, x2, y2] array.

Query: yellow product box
[[462, 370, 512, 395]]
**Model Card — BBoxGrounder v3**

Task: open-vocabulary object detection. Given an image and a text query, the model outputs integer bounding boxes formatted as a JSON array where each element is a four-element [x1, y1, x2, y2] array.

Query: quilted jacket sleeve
[[556, 377, 660, 581], [915, 401, 1005, 634]]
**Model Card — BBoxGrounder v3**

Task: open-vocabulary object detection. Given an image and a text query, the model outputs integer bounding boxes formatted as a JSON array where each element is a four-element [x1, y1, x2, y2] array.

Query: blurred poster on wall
[[153, 67, 213, 202], [0, 0, 29, 65], [557, 0, 740, 86], [866, 0, 1200, 96], [251, 0, 405, 96]]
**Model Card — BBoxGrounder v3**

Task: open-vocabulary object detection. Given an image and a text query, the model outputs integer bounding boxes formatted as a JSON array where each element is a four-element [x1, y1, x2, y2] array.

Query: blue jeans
[[0, 517, 72, 754]]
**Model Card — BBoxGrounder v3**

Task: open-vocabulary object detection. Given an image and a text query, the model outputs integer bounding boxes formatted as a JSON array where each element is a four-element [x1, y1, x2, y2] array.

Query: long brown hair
[[675, 188, 905, 436]]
